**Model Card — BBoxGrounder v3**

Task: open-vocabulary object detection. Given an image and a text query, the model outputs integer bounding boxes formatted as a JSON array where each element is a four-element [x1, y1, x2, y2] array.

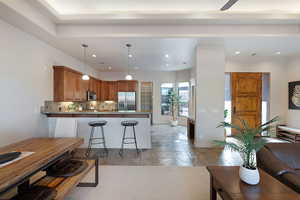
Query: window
[[224, 73, 232, 136], [224, 73, 232, 124], [178, 82, 189, 117], [262, 73, 270, 125], [161, 83, 174, 115]]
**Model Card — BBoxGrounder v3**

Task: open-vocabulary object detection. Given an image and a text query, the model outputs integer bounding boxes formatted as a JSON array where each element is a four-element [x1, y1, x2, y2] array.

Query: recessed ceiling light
[[235, 51, 241, 55], [128, 54, 133, 58], [276, 51, 281, 55], [165, 54, 169, 58], [92, 54, 97, 58]]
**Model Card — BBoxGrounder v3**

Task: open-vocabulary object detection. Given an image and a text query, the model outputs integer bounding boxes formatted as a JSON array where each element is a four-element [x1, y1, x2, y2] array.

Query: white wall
[[287, 57, 300, 128], [175, 69, 191, 82], [0, 19, 97, 146], [195, 45, 225, 147], [226, 56, 288, 124]]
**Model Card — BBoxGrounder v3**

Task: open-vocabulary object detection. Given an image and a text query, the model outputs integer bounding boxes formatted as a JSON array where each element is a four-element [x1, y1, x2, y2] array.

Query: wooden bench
[[0, 138, 98, 200], [277, 125, 300, 143]]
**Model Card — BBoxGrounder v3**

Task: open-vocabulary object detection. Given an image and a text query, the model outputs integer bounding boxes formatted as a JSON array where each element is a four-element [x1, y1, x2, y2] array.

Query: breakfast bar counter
[[43, 111, 152, 149], [43, 111, 151, 118]]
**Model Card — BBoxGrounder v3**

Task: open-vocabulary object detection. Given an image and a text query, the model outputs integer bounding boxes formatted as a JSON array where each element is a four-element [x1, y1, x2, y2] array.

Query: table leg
[[210, 175, 217, 200]]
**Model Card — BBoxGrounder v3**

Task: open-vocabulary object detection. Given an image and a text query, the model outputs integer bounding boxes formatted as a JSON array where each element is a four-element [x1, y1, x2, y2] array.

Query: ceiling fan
[[220, 0, 239, 11]]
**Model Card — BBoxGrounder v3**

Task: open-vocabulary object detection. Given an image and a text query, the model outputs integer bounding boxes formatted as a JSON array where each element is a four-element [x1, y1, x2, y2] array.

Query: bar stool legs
[[86, 126, 95, 157], [119, 121, 139, 157], [132, 126, 139, 154], [119, 126, 127, 156], [101, 126, 108, 155], [86, 121, 108, 158]]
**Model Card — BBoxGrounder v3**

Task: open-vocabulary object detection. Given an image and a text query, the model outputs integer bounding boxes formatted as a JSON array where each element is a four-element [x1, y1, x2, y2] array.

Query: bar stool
[[119, 120, 139, 156], [86, 120, 108, 157]]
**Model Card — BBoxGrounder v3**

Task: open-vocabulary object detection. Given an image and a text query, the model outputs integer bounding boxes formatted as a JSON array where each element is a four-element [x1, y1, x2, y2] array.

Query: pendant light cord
[[127, 45, 130, 75], [81, 44, 89, 80], [84, 46, 87, 72]]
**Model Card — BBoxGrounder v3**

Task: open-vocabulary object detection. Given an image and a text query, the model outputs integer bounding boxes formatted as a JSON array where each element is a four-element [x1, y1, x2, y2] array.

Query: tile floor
[[75, 125, 243, 166]]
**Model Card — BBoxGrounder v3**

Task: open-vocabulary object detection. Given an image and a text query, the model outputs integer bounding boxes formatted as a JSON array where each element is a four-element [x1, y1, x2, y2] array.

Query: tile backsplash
[[42, 101, 117, 112]]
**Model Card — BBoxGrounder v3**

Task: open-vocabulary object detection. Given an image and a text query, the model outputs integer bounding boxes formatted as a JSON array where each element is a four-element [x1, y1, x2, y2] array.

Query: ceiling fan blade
[[220, 0, 239, 11]]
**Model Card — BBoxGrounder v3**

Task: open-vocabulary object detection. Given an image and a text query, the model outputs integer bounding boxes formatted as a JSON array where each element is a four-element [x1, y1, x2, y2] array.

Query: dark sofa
[[257, 143, 300, 193]]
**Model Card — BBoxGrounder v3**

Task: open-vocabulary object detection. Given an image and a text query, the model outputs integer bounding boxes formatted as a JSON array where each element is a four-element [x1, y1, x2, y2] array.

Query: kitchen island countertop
[[45, 111, 152, 149], [42, 111, 151, 118]]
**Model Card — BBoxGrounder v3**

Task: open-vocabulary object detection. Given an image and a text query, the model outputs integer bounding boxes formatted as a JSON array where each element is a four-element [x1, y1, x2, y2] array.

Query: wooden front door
[[231, 73, 262, 133]]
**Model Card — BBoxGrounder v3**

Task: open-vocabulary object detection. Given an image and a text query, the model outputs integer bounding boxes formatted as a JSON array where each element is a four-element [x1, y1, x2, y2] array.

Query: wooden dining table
[[0, 138, 83, 194]]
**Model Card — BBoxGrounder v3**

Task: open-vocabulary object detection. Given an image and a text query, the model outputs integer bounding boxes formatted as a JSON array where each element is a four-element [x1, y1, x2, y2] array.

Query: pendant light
[[81, 44, 90, 81], [125, 44, 133, 80]]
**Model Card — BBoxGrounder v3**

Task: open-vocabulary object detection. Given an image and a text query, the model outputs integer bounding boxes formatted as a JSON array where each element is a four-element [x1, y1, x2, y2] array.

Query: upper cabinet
[[89, 77, 101, 99], [53, 66, 89, 102], [117, 80, 138, 92], [128, 80, 138, 92], [97, 80, 102, 101], [101, 81, 117, 101], [53, 66, 138, 102], [89, 77, 99, 93]]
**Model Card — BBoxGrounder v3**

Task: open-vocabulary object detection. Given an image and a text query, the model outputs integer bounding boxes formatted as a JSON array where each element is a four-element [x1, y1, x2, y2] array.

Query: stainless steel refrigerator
[[118, 92, 136, 111]]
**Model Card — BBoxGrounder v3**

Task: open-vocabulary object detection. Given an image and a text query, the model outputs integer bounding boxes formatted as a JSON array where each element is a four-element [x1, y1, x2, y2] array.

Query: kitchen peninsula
[[43, 111, 152, 149]]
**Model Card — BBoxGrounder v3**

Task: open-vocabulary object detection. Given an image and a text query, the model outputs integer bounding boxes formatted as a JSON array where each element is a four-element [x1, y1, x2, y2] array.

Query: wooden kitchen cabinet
[[117, 80, 138, 92], [88, 77, 101, 100], [127, 80, 138, 92], [101, 81, 117, 101], [76, 73, 88, 101], [117, 80, 128, 92], [97, 80, 102, 101], [53, 66, 89, 102], [53, 66, 122, 102], [100, 81, 108, 101], [64, 70, 76, 101], [108, 81, 117, 101], [88, 77, 98, 93]]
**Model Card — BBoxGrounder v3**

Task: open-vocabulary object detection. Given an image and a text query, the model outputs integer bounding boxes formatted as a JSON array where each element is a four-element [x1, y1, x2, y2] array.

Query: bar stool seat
[[119, 120, 139, 156], [121, 120, 138, 126], [86, 120, 108, 157], [88, 121, 107, 127]]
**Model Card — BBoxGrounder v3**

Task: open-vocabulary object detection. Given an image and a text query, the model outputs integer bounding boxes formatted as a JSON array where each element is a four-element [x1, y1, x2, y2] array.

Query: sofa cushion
[[281, 173, 300, 193], [257, 143, 300, 194], [257, 147, 292, 176], [264, 143, 300, 169]]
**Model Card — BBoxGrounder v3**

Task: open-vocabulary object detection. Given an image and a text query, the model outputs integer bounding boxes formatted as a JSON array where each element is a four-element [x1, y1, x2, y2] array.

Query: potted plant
[[167, 88, 181, 127], [223, 109, 228, 137], [214, 116, 279, 185]]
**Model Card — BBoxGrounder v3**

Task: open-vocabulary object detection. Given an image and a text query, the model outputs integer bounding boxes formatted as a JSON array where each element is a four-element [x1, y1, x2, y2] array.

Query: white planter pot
[[239, 165, 260, 185], [170, 120, 178, 127]]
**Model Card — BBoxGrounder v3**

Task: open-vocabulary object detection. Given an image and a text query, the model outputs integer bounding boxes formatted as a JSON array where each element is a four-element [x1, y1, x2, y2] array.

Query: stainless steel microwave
[[87, 91, 97, 101]]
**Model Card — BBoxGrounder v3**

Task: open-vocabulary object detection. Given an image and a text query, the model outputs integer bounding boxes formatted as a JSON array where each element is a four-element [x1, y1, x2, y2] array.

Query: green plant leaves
[[214, 116, 279, 168]]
